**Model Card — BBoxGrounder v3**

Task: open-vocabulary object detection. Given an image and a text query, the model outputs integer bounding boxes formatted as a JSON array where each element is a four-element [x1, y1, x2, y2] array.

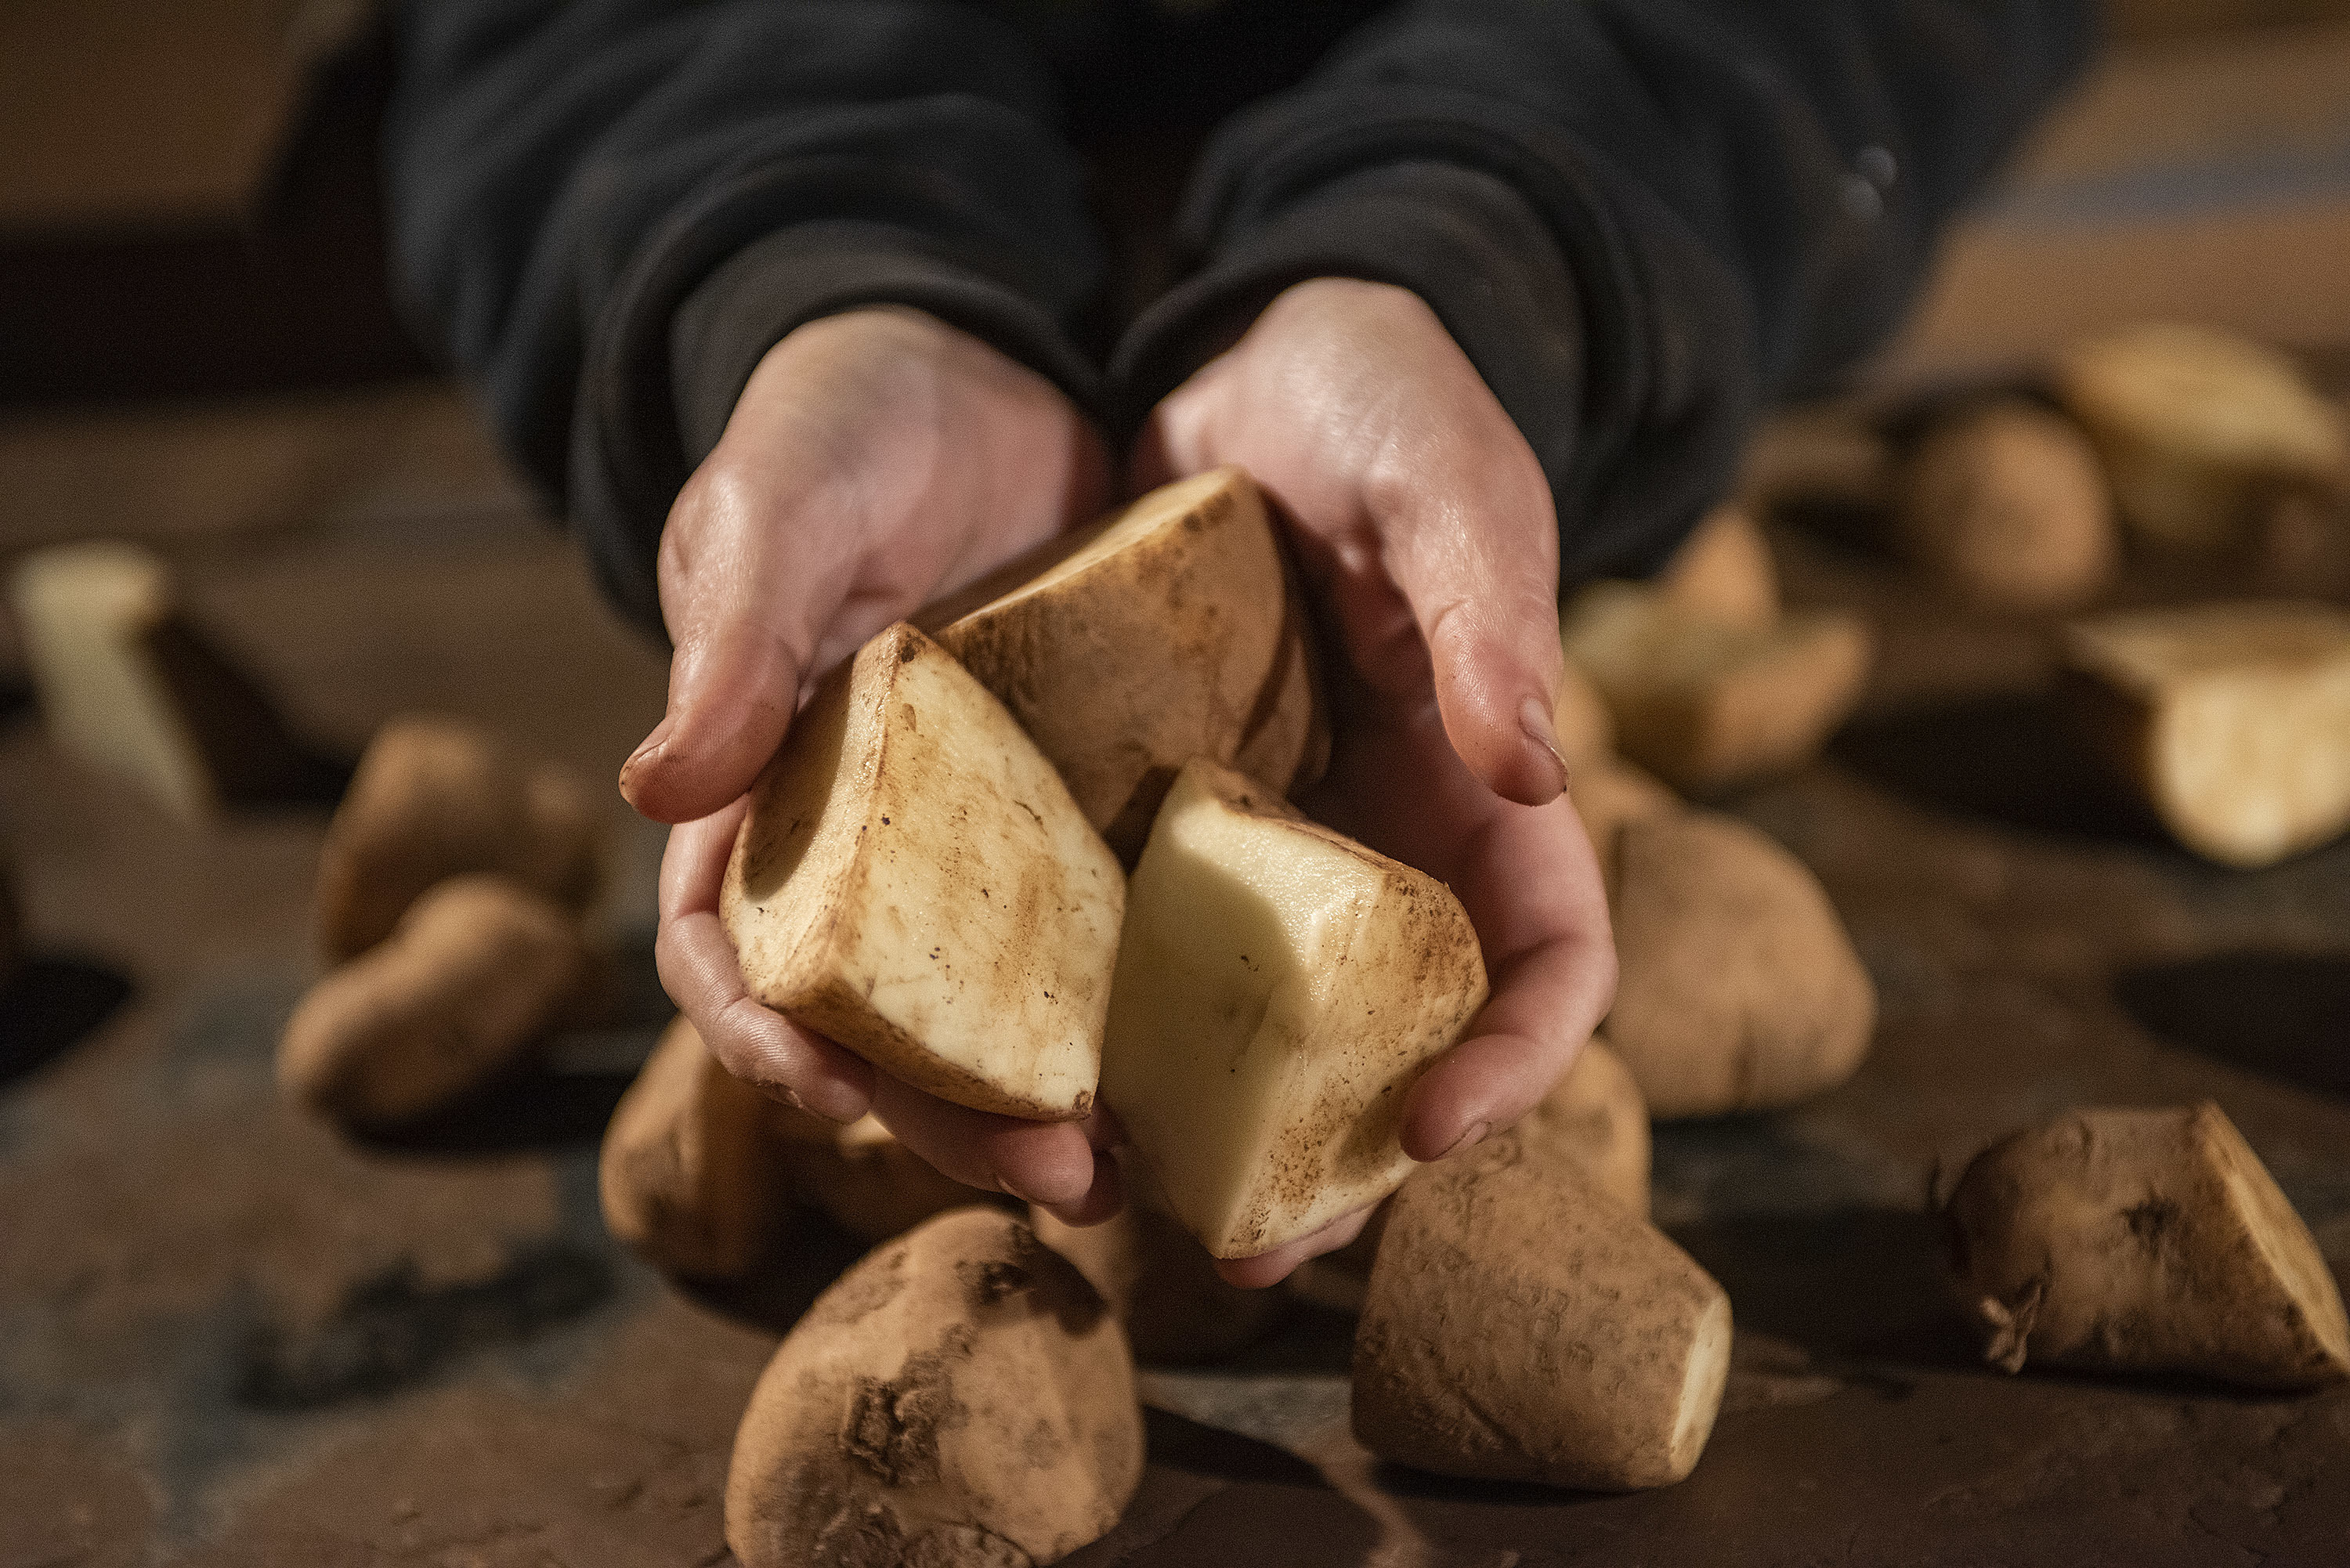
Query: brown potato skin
[[779, 1113, 996, 1245], [1656, 503, 1779, 629], [1513, 1036, 1651, 1219], [1943, 1103, 2350, 1389], [599, 1017, 793, 1280], [1605, 812, 1875, 1118], [927, 467, 1326, 864], [1896, 399, 2117, 610], [725, 1209, 1143, 1568], [315, 717, 602, 961], [278, 875, 588, 1129], [1354, 1141, 1729, 1490]]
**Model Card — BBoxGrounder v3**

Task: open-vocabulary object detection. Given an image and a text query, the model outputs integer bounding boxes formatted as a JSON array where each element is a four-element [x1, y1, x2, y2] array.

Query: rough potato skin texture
[[277, 875, 587, 1129], [1513, 1037, 1651, 1219], [314, 717, 602, 961], [1896, 399, 2117, 611], [927, 466, 1327, 865], [1943, 1103, 2350, 1389], [1565, 761, 1679, 895], [1606, 811, 1875, 1119], [1029, 1173, 1286, 1364], [598, 1017, 791, 1280], [726, 1209, 1143, 1568], [1354, 1140, 1730, 1490]]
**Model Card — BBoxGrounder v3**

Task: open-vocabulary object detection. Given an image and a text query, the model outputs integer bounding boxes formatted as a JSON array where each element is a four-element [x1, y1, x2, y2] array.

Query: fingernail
[[621, 714, 675, 782], [1442, 1120, 1491, 1160], [1519, 695, 1570, 796]]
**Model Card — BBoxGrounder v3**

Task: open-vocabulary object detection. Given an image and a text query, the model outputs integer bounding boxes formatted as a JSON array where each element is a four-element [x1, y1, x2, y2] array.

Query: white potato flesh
[[723, 623, 1124, 1120], [1102, 760, 1488, 1258]]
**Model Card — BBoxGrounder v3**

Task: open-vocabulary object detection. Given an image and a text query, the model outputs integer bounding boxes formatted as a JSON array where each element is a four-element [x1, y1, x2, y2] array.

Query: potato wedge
[[723, 623, 1123, 1120], [2064, 601, 2350, 867], [1102, 759, 1488, 1258], [924, 465, 1326, 862]]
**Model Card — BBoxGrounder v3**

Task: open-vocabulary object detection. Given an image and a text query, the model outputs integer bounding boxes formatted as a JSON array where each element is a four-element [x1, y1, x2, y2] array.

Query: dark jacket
[[385, 0, 2094, 637]]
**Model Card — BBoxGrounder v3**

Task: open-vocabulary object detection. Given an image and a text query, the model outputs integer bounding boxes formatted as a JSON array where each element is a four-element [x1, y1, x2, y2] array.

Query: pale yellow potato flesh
[[10, 540, 218, 823], [924, 465, 1326, 862], [1944, 1103, 2350, 1389], [723, 623, 1123, 1120], [2065, 602, 2350, 867], [1101, 759, 1488, 1259], [1562, 581, 1872, 793], [2055, 323, 2348, 551], [1354, 1147, 1730, 1490]]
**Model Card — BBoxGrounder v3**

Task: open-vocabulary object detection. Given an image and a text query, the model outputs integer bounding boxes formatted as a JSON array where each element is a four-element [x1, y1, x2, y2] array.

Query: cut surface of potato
[[316, 715, 603, 961], [9, 540, 322, 825], [598, 1017, 791, 1280], [277, 875, 588, 1129], [1102, 759, 1488, 1259], [2065, 602, 2350, 867], [724, 623, 1123, 1121], [1606, 811, 1875, 1119], [1655, 503, 1779, 629], [1354, 1144, 1730, 1490], [725, 1208, 1142, 1568], [2055, 323, 2348, 551], [1943, 1103, 2350, 1389], [1896, 399, 2117, 610], [924, 465, 1326, 862], [1562, 582, 1871, 793]]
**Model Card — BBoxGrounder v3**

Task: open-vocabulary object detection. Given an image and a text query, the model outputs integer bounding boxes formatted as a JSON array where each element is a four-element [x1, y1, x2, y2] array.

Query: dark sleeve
[[1112, 0, 2096, 582], [384, 0, 1107, 634]]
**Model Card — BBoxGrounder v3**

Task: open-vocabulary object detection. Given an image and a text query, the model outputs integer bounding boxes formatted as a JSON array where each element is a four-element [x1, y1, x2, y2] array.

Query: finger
[[654, 807, 873, 1122], [870, 1075, 1102, 1210], [1401, 793, 1616, 1162], [1213, 1204, 1376, 1289], [1036, 1147, 1126, 1229]]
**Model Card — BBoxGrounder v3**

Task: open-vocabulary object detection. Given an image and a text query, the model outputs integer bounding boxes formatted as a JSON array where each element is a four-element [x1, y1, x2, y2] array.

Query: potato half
[[1354, 1143, 1730, 1490], [2064, 601, 2350, 867], [2055, 323, 2346, 552], [924, 465, 1327, 862], [1943, 1103, 2350, 1389], [723, 623, 1123, 1121], [725, 1209, 1143, 1568], [1562, 581, 1871, 793], [1102, 758, 1488, 1259]]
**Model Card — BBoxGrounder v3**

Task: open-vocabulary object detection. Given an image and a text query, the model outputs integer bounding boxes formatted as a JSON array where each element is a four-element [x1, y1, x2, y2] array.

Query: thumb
[[620, 466, 840, 826], [1379, 427, 1569, 808]]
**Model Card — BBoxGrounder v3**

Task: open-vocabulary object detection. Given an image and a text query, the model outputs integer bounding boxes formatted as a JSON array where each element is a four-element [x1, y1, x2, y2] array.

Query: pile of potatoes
[[275, 717, 607, 1130]]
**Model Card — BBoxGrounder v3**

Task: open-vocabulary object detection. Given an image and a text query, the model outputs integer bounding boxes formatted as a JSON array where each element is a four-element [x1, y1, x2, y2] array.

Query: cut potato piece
[[778, 1111, 994, 1245], [9, 540, 325, 825], [1354, 1146, 1730, 1490], [1607, 811, 1875, 1118], [316, 715, 603, 961], [278, 875, 588, 1129], [1896, 399, 2117, 610], [1102, 759, 1488, 1259], [1030, 1158, 1289, 1364], [725, 1209, 1143, 1568], [724, 623, 1123, 1121], [1943, 1103, 2350, 1389], [924, 466, 1327, 862], [2055, 323, 2348, 551], [1655, 503, 1778, 629], [2063, 602, 2350, 867], [598, 1017, 792, 1281], [1510, 1035, 1651, 1219], [1562, 582, 1871, 793]]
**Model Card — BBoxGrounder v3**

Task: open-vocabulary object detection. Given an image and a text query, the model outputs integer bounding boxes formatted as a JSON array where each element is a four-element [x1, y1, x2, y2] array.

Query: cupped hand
[[1134, 277, 1618, 1287], [631, 305, 1123, 1223]]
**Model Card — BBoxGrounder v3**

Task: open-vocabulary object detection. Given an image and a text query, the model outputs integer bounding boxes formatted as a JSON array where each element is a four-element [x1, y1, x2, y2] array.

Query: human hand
[[627, 306, 1124, 1223], [1133, 277, 1618, 1286]]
